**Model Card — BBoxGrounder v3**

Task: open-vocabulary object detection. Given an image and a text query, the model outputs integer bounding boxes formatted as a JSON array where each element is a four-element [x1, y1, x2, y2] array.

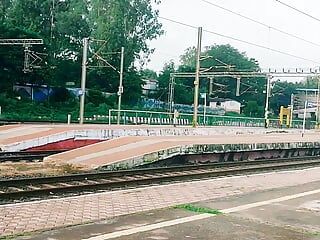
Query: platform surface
[[0, 124, 153, 146], [1, 166, 319, 238], [46, 132, 320, 169], [25, 181, 320, 240], [0, 123, 307, 146]]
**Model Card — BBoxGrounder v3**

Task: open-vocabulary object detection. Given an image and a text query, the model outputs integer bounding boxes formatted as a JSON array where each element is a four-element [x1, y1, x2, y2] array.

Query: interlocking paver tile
[[1, 167, 320, 237]]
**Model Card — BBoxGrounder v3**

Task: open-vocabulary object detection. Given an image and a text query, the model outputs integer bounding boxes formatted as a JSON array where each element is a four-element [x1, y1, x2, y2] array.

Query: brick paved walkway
[[1, 167, 320, 237]]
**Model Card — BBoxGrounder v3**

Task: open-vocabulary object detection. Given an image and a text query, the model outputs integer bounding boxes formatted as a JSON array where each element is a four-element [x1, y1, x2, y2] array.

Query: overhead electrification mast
[[0, 39, 44, 72]]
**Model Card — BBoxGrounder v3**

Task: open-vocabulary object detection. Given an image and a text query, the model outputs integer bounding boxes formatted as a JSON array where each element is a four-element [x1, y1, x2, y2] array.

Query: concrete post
[[67, 114, 71, 125]]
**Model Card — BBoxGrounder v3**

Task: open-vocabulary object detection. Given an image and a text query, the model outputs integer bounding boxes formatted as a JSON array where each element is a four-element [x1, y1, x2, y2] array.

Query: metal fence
[[83, 109, 317, 129]]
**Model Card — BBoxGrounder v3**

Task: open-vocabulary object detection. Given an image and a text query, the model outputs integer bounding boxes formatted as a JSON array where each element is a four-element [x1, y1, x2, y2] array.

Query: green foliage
[[4, 0, 316, 120], [141, 69, 158, 79], [87, 89, 106, 106], [243, 101, 264, 117], [123, 69, 143, 104], [164, 44, 263, 108], [84, 0, 163, 103], [300, 77, 318, 89], [156, 61, 175, 102], [49, 87, 71, 103], [0, 23, 42, 91], [90, 0, 163, 65], [175, 204, 222, 215], [0, 0, 12, 23], [179, 47, 196, 67], [0, 0, 163, 118]]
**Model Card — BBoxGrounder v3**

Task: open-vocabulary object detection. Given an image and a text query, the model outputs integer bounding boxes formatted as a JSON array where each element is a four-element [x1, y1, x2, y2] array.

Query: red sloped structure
[[26, 139, 104, 151]]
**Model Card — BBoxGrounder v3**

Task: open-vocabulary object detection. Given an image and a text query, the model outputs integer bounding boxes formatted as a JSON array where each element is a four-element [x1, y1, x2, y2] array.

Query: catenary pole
[[193, 27, 202, 127], [316, 77, 320, 128], [290, 93, 294, 128], [117, 47, 125, 124], [264, 75, 271, 128], [79, 37, 89, 124]]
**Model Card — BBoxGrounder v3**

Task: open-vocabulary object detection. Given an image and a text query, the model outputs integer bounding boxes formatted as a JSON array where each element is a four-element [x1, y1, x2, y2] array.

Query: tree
[[141, 69, 158, 79], [7, 0, 90, 86], [243, 101, 264, 117], [176, 44, 264, 108], [156, 61, 175, 102], [0, 23, 43, 91], [300, 77, 318, 89], [179, 47, 196, 67], [90, 0, 163, 65], [0, 0, 12, 23], [88, 0, 163, 103]]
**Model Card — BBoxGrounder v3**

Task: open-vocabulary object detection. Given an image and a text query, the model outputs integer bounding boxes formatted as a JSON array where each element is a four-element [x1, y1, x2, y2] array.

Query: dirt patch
[[0, 162, 84, 178]]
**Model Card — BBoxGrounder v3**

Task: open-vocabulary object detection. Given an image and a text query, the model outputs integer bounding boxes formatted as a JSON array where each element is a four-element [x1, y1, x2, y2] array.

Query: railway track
[[1, 156, 320, 204], [0, 150, 65, 163]]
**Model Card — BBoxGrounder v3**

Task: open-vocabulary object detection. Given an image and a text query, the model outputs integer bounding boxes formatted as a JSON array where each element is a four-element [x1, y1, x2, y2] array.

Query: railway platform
[[1, 166, 319, 239], [45, 133, 320, 169], [2, 123, 319, 170], [0, 124, 277, 152], [1, 124, 320, 239]]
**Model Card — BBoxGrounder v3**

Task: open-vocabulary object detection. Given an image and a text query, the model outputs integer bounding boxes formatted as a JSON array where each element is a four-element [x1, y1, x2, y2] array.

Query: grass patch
[[0, 231, 33, 240], [175, 204, 222, 215], [60, 164, 82, 174], [308, 231, 320, 237]]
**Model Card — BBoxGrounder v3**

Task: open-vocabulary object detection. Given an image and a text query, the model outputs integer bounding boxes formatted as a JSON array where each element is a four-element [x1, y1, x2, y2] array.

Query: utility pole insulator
[[236, 77, 241, 97], [209, 77, 214, 95]]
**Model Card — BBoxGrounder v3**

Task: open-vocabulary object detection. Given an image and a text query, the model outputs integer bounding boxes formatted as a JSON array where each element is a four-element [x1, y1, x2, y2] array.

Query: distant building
[[292, 89, 319, 119], [13, 84, 51, 102], [142, 78, 158, 96], [209, 98, 241, 114], [293, 107, 315, 119]]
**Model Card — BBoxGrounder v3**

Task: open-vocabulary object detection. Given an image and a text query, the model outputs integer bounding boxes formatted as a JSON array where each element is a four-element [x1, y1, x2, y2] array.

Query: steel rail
[[0, 150, 65, 163], [0, 157, 320, 201], [0, 155, 318, 186]]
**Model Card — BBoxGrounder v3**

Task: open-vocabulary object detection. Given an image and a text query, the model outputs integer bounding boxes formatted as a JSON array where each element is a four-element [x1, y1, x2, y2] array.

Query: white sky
[[146, 0, 320, 77]]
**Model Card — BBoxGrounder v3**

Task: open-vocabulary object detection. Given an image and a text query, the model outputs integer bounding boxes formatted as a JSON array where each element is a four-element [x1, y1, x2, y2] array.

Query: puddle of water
[[299, 200, 320, 211]]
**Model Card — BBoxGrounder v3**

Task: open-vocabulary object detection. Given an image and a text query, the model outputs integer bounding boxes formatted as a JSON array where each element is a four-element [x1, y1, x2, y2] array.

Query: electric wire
[[275, 0, 320, 23], [159, 16, 320, 65], [200, 0, 320, 48]]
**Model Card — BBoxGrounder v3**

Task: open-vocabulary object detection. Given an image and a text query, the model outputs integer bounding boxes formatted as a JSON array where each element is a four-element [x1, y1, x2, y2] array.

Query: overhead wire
[[200, 0, 320, 48], [275, 0, 320, 23], [158, 16, 320, 65]]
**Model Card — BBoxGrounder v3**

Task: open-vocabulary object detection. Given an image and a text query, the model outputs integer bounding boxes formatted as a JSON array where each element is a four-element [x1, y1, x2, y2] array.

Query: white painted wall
[[209, 100, 241, 114]]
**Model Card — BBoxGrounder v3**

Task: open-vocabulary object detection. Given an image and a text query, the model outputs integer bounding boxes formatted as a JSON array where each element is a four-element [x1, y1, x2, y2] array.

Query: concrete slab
[[46, 133, 320, 169], [0, 123, 310, 151], [17, 209, 319, 240], [17, 208, 196, 240]]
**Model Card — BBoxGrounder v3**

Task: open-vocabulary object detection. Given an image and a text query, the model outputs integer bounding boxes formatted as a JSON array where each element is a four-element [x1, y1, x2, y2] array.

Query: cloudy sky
[[146, 0, 320, 75]]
